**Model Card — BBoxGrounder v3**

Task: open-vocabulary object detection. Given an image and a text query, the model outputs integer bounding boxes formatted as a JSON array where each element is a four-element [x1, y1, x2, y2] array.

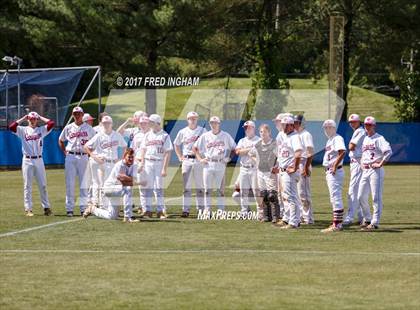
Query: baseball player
[[343, 114, 365, 226], [276, 116, 303, 229], [321, 119, 346, 233], [249, 124, 279, 222], [173, 111, 207, 217], [235, 120, 261, 217], [58, 106, 96, 216], [131, 115, 151, 214], [82, 113, 95, 126], [82, 113, 95, 204], [117, 110, 146, 147], [9, 112, 55, 216], [83, 148, 140, 222], [138, 114, 173, 219], [194, 116, 236, 213], [294, 115, 315, 224], [358, 116, 392, 231], [84, 116, 127, 207]]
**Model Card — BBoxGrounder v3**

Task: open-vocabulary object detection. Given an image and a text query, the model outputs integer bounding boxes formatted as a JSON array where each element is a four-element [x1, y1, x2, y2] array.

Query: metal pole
[[98, 67, 101, 117], [17, 61, 21, 118], [5, 69, 8, 125], [0, 65, 101, 73]]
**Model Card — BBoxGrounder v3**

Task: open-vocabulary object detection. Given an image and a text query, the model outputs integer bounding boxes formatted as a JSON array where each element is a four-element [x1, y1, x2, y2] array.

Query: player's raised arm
[[117, 117, 132, 135], [8, 115, 28, 133]]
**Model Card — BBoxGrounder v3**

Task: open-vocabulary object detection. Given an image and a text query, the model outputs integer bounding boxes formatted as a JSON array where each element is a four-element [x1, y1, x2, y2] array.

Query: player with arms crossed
[[358, 116, 392, 231], [343, 114, 365, 226], [276, 116, 303, 229], [84, 116, 127, 207], [9, 112, 55, 216], [59, 107, 96, 216], [83, 148, 141, 222], [194, 116, 236, 214], [174, 111, 207, 217], [235, 120, 261, 218], [138, 114, 173, 219], [293, 115, 315, 224], [321, 120, 346, 233]]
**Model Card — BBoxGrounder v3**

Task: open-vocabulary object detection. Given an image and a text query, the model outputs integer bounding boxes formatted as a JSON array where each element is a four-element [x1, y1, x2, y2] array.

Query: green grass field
[[1, 165, 419, 309]]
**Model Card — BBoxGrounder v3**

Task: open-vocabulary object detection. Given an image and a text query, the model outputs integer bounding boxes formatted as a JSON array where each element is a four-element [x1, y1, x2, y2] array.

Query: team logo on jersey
[[146, 139, 164, 146], [363, 144, 376, 151], [185, 135, 199, 144], [69, 131, 88, 139], [25, 133, 41, 141], [100, 140, 119, 149], [207, 141, 225, 148]]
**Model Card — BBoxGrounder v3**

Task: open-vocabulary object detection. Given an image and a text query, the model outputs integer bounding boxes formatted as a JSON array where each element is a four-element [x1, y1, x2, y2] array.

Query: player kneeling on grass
[[249, 124, 280, 223], [9, 112, 55, 216], [358, 116, 392, 232], [83, 148, 141, 222], [321, 120, 346, 233], [84, 116, 127, 207], [138, 114, 173, 219]]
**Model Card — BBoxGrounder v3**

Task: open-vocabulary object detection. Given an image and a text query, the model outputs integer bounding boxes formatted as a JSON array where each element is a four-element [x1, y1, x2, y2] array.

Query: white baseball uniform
[[345, 126, 365, 224], [323, 134, 346, 225], [132, 129, 150, 211], [236, 135, 260, 215], [85, 130, 127, 206], [194, 130, 236, 212], [276, 131, 287, 217], [357, 133, 392, 226], [59, 122, 96, 213], [93, 160, 137, 220], [140, 129, 173, 212], [297, 129, 314, 223], [174, 126, 207, 212], [279, 131, 303, 227], [122, 127, 140, 147], [10, 121, 54, 211], [93, 124, 103, 134]]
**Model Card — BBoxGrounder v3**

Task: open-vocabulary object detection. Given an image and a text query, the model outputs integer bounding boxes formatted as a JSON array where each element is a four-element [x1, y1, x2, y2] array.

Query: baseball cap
[[27, 112, 39, 119], [82, 113, 95, 122], [273, 113, 284, 122], [209, 116, 221, 123], [323, 119, 337, 128], [139, 116, 149, 123], [364, 116, 376, 125], [72, 106, 84, 113], [101, 115, 113, 123], [187, 111, 199, 119], [294, 114, 305, 123], [133, 110, 145, 119], [348, 114, 360, 122], [281, 116, 294, 124], [149, 114, 161, 124], [243, 120, 255, 128]]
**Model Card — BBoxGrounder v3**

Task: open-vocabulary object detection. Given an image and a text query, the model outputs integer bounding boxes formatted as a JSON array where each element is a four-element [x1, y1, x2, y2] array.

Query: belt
[[208, 158, 224, 162], [241, 164, 255, 169], [145, 157, 162, 162], [68, 151, 87, 156], [25, 155, 42, 159], [185, 155, 196, 159], [104, 159, 118, 163], [324, 165, 342, 172]]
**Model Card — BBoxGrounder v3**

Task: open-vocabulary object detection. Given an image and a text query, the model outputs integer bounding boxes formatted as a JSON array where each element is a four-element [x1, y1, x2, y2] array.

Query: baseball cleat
[[274, 220, 288, 227], [157, 211, 167, 219], [181, 212, 189, 218], [321, 225, 343, 233], [361, 224, 378, 232], [66, 211, 74, 217], [123, 217, 139, 223], [359, 221, 371, 228], [25, 210, 34, 217], [137, 207, 144, 214], [280, 224, 299, 230], [82, 205, 94, 218], [43, 208, 52, 216], [142, 211, 153, 218]]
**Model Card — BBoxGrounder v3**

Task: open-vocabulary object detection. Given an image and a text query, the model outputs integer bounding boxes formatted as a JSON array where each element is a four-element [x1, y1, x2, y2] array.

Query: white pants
[[182, 158, 204, 212], [325, 168, 344, 211], [280, 171, 300, 227], [357, 167, 385, 226], [297, 162, 313, 223], [257, 171, 277, 191], [345, 159, 363, 223], [21, 157, 50, 211], [93, 186, 133, 219], [90, 159, 115, 206], [144, 159, 165, 212], [239, 167, 258, 214], [65, 154, 89, 213], [203, 162, 226, 211]]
